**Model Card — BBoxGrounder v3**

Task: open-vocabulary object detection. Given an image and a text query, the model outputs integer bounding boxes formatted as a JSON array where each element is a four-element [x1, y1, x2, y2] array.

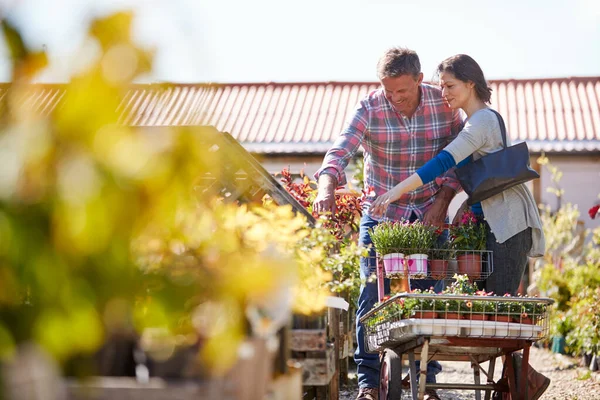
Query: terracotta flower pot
[[413, 311, 438, 319], [457, 253, 482, 279], [468, 314, 489, 321], [429, 259, 448, 279], [441, 312, 464, 320], [492, 315, 512, 323], [513, 316, 535, 324]]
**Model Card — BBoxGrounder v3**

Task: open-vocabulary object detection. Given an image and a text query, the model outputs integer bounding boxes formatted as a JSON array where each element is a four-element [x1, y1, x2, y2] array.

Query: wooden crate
[[291, 307, 349, 400]]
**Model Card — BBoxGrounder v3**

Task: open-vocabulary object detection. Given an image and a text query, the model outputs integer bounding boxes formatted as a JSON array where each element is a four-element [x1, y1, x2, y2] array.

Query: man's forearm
[[435, 186, 456, 208], [318, 173, 338, 195]]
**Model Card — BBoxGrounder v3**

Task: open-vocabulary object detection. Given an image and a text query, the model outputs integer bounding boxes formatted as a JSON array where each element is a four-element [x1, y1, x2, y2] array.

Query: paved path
[[339, 346, 600, 399]]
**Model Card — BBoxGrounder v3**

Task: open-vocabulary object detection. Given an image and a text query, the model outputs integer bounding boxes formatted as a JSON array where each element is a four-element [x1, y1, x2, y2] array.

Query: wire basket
[[375, 248, 493, 281], [360, 293, 553, 353]]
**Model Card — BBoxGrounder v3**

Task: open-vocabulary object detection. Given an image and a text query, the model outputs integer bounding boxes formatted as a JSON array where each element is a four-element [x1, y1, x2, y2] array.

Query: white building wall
[[539, 155, 600, 232]]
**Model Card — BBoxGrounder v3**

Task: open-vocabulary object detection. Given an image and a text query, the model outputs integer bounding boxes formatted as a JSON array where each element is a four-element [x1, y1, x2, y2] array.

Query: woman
[[370, 54, 545, 297], [371, 53, 550, 400]]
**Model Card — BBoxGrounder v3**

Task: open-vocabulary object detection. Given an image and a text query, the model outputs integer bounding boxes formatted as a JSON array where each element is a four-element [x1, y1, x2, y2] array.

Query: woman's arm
[[370, 110, 491, 219], [370, 151, 457, 218], [370, 173, 424, 218]]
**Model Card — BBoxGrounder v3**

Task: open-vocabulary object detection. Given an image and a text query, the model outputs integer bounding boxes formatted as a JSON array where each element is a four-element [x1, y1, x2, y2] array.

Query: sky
[[0, 0, 599, 83]]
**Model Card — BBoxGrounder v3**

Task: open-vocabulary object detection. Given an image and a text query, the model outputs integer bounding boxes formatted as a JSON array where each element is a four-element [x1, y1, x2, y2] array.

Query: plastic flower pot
[[457, 253, 482, 279], [406, 254, 428, 278], [382, 253, 405, 277]]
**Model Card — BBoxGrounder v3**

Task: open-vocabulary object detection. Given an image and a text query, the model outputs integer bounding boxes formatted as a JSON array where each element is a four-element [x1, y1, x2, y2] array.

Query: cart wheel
[[379, 349, 402, 399]]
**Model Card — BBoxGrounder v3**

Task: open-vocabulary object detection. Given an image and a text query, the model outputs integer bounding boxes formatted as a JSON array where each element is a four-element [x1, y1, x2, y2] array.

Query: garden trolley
[[359, 258, 554, 400]]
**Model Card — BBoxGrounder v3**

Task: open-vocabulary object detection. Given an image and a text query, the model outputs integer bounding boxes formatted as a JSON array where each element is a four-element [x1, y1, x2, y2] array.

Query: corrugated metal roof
[[1, 77, 599, 153]]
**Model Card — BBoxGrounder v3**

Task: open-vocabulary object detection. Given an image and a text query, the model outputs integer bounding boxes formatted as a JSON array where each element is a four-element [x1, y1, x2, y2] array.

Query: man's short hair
[[377, 47, 421, 80]]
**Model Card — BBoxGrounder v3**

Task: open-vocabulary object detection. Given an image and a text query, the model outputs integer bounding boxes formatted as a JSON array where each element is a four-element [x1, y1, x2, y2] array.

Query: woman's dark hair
[[437, 54, 492, 103], [377, 47, 421, 80]]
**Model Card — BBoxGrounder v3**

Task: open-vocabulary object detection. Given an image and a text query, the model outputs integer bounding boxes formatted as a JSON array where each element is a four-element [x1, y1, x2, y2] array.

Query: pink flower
[[460, 210, 478, 226]]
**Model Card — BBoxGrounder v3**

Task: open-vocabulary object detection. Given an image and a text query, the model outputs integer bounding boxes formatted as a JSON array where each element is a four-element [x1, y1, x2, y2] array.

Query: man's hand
[[423, 186, 456, 227], [313, 174, 337, 215], [452, 199, 469, 225]]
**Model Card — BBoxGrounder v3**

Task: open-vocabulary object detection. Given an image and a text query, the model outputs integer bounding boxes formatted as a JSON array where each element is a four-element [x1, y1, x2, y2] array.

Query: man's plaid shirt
[[316, 83, 464, 221]]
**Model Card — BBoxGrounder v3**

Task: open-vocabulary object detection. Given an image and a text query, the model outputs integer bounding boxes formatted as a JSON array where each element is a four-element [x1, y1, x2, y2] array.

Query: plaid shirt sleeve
[[314, 101, 368, 186], [439, 109, 465, 192]]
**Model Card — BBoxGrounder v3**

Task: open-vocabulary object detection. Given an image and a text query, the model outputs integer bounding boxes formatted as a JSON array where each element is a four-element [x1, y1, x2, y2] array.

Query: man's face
[[381, 73, 423, 115]]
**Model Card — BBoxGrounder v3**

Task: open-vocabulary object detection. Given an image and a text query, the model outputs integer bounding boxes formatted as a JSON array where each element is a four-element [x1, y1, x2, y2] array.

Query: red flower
[[589, 204, 600, 220]]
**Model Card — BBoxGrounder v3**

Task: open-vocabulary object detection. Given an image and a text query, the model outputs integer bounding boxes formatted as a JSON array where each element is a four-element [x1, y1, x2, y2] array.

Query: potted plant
[[410, 288, 439, 318], [429, 239, 452, 280], [495, 294, 520, 323], [405, 221, 437, 278], [449, 210, 487, 279], [512, 296, 548, 324], [439, 274, 480, 319], [466, 297, 495, 321], [369, 220, 411, 278]]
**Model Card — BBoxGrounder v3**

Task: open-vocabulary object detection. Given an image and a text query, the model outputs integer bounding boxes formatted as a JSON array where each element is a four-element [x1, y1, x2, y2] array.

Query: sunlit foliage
[[0, 11, 329, 377]]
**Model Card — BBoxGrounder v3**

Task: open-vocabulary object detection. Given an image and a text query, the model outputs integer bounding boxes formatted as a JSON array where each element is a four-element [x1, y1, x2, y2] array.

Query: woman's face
[[439, 71, 474, 110]]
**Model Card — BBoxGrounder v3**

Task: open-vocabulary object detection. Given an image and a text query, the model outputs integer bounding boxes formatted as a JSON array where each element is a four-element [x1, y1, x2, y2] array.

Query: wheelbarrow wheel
[[379, 349, 402, 399]]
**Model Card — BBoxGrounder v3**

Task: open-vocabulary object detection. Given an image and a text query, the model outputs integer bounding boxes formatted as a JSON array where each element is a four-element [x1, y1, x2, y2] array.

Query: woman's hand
[[369, 174, 425, 219], [370, 187, 401, 219]]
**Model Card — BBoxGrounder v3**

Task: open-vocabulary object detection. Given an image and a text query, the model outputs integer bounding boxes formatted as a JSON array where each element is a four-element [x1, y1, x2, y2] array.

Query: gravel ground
[[339, 346, 600, 400]]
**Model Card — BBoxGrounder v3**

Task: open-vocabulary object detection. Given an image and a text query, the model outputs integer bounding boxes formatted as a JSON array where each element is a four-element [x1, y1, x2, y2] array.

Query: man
[[313, 47, 463, 400]]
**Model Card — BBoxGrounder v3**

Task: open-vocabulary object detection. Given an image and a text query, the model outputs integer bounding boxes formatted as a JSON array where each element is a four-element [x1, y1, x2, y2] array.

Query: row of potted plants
[[369, 211, 487, 279], [368, 275, 548, 325]]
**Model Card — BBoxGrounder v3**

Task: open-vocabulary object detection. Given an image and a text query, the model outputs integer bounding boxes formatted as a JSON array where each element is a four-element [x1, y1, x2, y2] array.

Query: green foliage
[[405, 220, 438, 254], [297, 223, 368, 307], [535, 156, 600, 357], [443, 274, 480, 295], [430, 239, 453, 260], [369, 220, 437, 256], [369, 220, 411, 256], [0, 12, 334, 378]]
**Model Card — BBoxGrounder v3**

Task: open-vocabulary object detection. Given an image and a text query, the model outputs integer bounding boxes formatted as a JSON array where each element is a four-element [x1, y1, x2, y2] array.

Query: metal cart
[[359, 253, 554, 400]]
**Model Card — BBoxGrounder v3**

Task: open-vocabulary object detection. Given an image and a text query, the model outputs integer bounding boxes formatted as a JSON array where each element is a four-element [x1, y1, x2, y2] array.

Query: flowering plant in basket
[[404, 221, 437, 278], [438, 274, 480, 317], [449, 210, 486, 251], [369, 220, 411, 277], [370, 296, 415, 322], [449, 211, 487, 279], [369, 221, 410, 256]]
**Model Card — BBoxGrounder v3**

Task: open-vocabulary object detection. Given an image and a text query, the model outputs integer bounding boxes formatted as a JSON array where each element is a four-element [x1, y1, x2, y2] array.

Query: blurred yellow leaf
[[0, 324, 15, 360]]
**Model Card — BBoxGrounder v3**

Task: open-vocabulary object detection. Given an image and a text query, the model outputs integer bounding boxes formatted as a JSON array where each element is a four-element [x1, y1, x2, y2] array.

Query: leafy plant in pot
[[429, 239, 453, 280], [411, 288, 439, 318], [369, 221, 411, 278], [405, 221, 437, 279], [449, 210, 487, 279]]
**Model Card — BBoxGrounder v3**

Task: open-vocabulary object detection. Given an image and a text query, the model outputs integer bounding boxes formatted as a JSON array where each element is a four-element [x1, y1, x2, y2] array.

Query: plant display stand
[[374, 247, 493, 283], [360, 292, 554, 400], [290, 297, 353, 400]]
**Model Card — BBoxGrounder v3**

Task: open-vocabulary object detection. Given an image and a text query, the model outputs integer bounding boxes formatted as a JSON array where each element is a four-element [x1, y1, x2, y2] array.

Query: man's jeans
[[355, 213, 443, 389]]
